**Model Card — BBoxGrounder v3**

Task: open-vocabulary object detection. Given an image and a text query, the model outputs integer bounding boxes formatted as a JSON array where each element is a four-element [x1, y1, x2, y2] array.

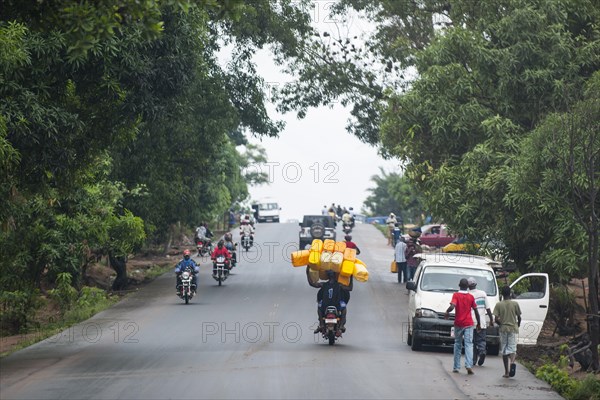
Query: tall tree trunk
[[109, 254, 128, 291], [588, 222, 599, 371], [163, 227, 173, 256]]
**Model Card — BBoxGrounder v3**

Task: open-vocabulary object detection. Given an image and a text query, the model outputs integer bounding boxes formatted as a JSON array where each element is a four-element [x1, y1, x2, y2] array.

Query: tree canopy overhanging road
[[1, 0, 599, 390]]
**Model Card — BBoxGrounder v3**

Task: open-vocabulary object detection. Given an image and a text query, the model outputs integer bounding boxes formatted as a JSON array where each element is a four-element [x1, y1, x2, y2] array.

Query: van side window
[[512, 276, 546, 299]]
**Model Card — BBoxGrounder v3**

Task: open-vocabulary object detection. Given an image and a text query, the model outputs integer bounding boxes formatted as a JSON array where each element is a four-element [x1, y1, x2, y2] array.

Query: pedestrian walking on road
[[405, 238, 420, 280], [445, 278, 481, 375], [394, 237, 408, 284], [467, 277, 494, 366], [494, 286, 522, 378], [385, 213, 397, 246]]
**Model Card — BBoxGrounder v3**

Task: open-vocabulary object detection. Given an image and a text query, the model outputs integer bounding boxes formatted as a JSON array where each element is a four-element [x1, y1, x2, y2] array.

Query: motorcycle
[[177, 267, 196, 304], [241, 233, 252, 252], [321, 306, 342, 345], [196, 238, 213, 257], [225, 242, 237, 268], [342, 222, 352, 234], [212, 255, 230, 286]]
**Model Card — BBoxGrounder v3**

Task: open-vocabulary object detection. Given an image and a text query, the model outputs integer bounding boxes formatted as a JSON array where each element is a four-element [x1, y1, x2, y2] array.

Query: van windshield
[[259, 203, 278, 211], [420, 266, 497, 296]]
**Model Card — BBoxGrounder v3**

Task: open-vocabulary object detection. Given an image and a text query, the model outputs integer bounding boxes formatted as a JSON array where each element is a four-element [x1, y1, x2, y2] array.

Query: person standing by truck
[[445, 278, 481, 375], [394, 237, 408, 284], [494, 286, 522, 378], [467, 277, 494, 366]]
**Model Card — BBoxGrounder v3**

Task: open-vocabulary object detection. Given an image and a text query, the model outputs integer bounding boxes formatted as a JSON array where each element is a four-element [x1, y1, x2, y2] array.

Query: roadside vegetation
[[1, 1, 310, 339]]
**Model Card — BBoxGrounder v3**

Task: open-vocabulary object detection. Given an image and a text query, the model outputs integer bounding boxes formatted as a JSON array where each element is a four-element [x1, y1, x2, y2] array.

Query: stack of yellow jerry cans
[[290, 239, 369, 284]]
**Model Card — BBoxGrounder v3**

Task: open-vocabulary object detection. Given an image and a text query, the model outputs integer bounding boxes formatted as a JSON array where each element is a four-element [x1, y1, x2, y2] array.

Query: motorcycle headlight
[[415, 308, 438, 318], [182, 272, 190, 279]]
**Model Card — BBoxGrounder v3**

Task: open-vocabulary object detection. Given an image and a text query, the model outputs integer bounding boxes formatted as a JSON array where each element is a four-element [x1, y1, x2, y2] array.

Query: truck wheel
[[411, 334, 422, 351]]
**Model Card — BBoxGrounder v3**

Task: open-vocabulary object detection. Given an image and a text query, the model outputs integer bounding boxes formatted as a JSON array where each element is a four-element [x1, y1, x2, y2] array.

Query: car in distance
[[298, 215, 336, 249], [251, 198, 281, 223], [406, 253, 549, 352], [418, 224, 455, 247]]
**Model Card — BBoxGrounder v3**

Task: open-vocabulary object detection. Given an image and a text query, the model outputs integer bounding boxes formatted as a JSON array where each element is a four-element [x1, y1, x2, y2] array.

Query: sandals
[[509, 363, 516, 377]]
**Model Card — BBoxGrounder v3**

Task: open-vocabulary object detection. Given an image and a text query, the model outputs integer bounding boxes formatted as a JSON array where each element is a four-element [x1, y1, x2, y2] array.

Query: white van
[[251, 199, 281, 223], [406, 253, 549, 353]]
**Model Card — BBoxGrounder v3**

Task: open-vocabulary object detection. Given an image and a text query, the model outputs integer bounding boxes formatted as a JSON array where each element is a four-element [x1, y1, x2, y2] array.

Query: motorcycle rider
[[348, 207, 356, 227], [223, 232, 237, 266], [314, 270, 350, 334], [344, 235, 361, 255], [239, 218, 255, 246], [341, 210, 353, 230], [195, 222, 214, 255], [211, 239, 232, 277], [175, 249, 199, 294]]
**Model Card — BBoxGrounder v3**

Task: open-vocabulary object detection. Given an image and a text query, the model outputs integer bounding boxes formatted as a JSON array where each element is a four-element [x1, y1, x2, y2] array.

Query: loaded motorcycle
[[320, 305, 343, 345]]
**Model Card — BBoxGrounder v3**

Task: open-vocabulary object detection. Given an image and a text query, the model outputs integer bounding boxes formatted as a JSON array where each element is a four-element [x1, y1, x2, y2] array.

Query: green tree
[[507, 73, 600, 370], [0, 0, 315, 331], [364, 168, 424, 224]]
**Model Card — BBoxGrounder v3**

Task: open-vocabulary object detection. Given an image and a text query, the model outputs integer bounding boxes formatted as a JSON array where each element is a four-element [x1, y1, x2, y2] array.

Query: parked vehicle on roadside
[[406, 253, 549, 352], [419, 224, 454, 247]]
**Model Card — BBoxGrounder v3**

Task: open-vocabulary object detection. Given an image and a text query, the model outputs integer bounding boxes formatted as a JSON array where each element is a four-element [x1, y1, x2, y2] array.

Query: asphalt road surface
[[1, 223, 562, 399]]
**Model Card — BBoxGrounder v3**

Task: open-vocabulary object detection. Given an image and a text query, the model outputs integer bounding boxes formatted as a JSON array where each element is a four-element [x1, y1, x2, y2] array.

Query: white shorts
[[500, 331, 517, 355]]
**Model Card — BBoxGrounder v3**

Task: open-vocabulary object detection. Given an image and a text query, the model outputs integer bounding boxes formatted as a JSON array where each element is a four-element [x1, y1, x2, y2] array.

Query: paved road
[[0, 223, 561, 399]]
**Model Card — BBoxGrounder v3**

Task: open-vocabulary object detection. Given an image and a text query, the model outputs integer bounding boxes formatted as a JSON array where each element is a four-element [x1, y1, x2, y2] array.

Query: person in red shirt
[[344, 235, 361, 255], [445, 278, 481, 374], [211, 240, 232, 277]]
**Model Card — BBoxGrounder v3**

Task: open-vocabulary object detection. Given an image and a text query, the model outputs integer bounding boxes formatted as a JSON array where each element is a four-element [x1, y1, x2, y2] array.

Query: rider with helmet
[[175, 249, 200, 293], [239, 218, 255, 245], [223, 232, 237, 266], [211, 240, 232, 277]]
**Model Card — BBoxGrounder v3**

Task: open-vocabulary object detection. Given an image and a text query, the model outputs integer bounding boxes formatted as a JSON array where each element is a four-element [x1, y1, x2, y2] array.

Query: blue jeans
[[453, 326, 474, 370]]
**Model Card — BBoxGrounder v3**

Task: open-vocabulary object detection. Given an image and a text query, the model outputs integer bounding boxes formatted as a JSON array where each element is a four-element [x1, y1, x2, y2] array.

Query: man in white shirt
[[468, 277, 495, 366], [394, 238, 408, 284], [239, 220, 255, 245]]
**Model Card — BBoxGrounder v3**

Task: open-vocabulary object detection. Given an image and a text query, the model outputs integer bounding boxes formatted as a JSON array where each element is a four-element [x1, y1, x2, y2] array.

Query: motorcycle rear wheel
[[328, 331, 335, 345]]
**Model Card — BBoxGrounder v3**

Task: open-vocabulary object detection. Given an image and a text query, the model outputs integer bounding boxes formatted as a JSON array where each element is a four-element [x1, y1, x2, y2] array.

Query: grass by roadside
[[1, 261, 173, 358]]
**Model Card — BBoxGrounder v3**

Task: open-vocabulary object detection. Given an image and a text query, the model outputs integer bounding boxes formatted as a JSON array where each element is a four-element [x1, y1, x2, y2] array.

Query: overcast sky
[[243, 52, 400, 221], [237, 3, 401, 221]]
